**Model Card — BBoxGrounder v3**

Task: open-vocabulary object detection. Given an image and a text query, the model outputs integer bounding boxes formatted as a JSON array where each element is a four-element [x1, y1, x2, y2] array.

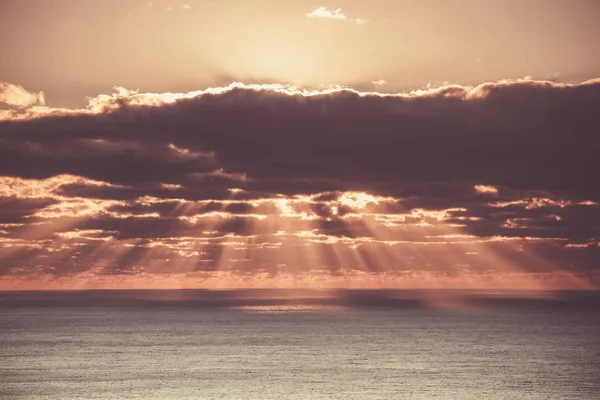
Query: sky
[[0, 0, 599, 290]]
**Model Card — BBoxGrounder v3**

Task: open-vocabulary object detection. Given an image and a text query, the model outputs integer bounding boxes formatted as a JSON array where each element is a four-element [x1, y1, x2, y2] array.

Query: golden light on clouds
[[0, 82, 46, 108], [474, 185, 498, 195], [1, 168, 596, 291], [3, 9, 600, 400], [1, 28, 599, 291], [4, 77, 599, 122]]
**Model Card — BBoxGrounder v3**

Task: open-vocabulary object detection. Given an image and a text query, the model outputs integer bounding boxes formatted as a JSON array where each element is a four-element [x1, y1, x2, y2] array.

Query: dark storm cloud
[[1, 79, 598, 198], [1, 80, 599, 286]]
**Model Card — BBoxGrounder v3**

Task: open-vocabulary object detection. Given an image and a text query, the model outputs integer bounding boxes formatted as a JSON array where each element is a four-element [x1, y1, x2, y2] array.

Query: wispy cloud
[[182, 4, 192, 10], [306, 6, 346, 20], [166, 5, 175, 12], [306, 6, 367, 25], [372, 79, 387, 87]]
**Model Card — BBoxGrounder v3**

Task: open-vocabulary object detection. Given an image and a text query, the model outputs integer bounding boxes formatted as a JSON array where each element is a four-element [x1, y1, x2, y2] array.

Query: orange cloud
[[0, 82, 45, 109], [474, 184, 498, 194], [1, 78, 599, 121]]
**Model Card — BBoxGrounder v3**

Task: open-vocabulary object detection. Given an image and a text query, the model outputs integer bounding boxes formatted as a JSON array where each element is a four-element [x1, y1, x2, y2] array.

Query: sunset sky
[[1, 0, 599, 290]]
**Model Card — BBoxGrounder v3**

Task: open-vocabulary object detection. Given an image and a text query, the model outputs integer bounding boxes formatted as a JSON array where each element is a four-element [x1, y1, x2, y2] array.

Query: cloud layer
[[1, 79, 599, 289]]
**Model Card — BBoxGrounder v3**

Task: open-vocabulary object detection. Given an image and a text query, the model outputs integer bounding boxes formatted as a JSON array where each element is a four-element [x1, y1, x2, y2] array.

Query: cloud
[[306, 6, 367, 25], [372, 79, 387, 86], [306, 6, 347, 20], [166, 5, 175, 12], [182, 4, 192, 10], [474, 185, 498, 195], [0, 82, 45, 109], [1, 78, 599, 289]]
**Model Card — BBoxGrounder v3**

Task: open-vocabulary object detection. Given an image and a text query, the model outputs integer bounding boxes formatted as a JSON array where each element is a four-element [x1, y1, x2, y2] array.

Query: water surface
[[1, 290, 599, 399]]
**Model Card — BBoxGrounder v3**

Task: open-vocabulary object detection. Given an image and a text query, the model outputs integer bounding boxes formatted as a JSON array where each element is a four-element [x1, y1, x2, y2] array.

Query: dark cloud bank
[[0, 79, 599, 288]]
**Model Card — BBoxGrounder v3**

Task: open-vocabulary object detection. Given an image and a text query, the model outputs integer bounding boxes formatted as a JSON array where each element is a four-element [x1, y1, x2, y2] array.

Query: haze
[[2, 0, 599, 107]]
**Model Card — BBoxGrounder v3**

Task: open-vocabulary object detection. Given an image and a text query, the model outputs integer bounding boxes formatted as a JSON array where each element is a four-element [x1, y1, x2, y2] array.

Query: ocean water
[[1, 290, 599, 399]]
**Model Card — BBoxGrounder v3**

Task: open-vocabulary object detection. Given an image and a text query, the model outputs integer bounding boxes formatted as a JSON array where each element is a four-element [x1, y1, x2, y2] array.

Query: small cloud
[[0, 82, 45, 109], [148, 2, 153, 7], [307, 6, 366, 26], [182, 4, 192, 10], [160, 183, 183, 190], [306, 6, 346, 20], [166, 5, 175, 12], [474, 185, 499, 195], [372, 79, 387, 87]]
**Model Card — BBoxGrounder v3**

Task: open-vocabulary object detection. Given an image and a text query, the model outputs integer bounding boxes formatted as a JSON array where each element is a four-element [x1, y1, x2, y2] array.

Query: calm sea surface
[[1, 290, 599, 399]]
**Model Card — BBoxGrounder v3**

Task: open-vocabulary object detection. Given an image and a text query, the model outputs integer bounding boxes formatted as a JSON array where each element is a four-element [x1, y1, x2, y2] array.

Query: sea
[[1, 290, 599, 399]]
